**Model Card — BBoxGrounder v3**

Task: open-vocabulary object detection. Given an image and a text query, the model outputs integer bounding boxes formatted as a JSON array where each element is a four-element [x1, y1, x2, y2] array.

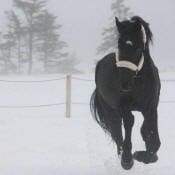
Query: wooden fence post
[[66, 75, 72, 118]]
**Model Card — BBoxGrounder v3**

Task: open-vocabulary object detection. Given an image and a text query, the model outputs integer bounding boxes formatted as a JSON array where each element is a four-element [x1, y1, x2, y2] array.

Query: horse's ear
[[115, 17, 120, 25], [115, 17, 123, 33]]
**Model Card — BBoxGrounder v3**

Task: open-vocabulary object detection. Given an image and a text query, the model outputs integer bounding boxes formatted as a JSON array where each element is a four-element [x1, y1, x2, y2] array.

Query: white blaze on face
[[126, 40, 133, 46]]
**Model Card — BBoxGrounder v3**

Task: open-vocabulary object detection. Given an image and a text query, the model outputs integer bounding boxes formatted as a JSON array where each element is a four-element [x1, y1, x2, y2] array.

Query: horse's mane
[[131, 16, 153, 44]]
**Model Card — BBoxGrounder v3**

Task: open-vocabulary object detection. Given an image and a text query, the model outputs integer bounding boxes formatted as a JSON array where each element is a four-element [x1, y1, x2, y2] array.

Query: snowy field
[[0, 73, 174, 175]]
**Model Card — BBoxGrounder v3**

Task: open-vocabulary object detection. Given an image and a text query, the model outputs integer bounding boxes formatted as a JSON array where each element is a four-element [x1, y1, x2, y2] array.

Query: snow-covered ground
[[0, 72, 174, 175]]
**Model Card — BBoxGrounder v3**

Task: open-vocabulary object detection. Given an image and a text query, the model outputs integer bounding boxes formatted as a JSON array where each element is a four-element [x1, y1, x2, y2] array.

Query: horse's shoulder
[[95, 52, 119, 84], [96, 53, 116, 70]]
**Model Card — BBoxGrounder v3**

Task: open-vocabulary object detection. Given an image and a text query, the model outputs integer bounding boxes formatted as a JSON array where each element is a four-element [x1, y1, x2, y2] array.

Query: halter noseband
[[116, 25, 146, 74]]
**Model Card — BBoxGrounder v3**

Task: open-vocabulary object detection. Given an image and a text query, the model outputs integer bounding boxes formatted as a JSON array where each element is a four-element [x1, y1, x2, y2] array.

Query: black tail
[[90, 89, 123, 155], [90, 89, 108, 131]]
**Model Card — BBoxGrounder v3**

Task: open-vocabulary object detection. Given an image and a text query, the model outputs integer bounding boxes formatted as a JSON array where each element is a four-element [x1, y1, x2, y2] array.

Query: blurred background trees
[[0, 0, 78, 74]]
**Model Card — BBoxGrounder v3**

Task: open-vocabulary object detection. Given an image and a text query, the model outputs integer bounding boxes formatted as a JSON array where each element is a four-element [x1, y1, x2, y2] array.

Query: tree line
[[0, 0, 78, 74], [0, 0, 132, 74]]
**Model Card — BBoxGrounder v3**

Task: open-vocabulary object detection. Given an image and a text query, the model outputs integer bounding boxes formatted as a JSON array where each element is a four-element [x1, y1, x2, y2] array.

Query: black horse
[[90, 16, 161, 170]]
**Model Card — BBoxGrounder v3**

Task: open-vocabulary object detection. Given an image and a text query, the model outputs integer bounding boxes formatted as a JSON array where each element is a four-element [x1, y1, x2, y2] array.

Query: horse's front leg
[[134, 109, 161, 164], [121, 110, 134, 170]]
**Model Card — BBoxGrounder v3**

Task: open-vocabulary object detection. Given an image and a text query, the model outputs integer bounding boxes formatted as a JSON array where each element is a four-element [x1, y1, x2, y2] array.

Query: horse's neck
[[141, 48, 155, 76]]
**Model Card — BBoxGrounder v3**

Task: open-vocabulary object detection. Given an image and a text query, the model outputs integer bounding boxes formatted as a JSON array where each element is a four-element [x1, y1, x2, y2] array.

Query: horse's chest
[[125, 76, 144, 95], [120, 77, 145, 111], [132, 78, 144, 96]]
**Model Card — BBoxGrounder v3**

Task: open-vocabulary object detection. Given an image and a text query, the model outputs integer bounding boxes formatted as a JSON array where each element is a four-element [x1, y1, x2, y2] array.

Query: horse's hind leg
[[95, 95, 123, 156], [109, 111, 123, 156], [134, 109, 161, 164], [121, 110, 134, 170]]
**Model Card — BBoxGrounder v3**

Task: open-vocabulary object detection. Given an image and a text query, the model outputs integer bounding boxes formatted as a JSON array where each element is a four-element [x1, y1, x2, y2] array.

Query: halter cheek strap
[[116, 25, 146, 74]]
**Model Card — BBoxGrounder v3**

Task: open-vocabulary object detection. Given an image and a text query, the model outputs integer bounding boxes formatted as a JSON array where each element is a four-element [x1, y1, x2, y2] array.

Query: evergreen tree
[[5, 10, 25, 73], [35, 11, 67, 72], [0, 23, 16, 74], [97, 0, 133, 55], [1, 0, 71, 74], [13, 0, 47, 74]]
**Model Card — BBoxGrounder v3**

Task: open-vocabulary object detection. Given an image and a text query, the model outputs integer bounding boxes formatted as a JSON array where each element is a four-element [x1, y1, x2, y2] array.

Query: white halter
[[116, 25, 147, 73]]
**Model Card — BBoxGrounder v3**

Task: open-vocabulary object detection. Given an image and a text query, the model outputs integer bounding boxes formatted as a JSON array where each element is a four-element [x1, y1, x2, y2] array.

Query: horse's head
[[115, 16, 152, 92]]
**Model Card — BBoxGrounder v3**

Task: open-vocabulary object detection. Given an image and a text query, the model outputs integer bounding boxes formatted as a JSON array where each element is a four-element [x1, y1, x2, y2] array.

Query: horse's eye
[[126, 40, 133, 46]]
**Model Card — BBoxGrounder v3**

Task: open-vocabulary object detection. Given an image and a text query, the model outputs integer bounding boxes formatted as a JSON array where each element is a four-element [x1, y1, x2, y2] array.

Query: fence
[[0, 75, 174, 118]]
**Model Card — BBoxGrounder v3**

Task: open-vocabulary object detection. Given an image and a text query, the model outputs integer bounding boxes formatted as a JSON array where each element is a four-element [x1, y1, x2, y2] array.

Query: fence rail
[[0, 77, 66, 83], [0, 75, 174, 117], [0, 77, 174, 83]]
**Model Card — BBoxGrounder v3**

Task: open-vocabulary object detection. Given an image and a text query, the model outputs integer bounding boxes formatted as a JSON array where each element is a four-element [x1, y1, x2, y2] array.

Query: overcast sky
[[0, 0, 175, 71]]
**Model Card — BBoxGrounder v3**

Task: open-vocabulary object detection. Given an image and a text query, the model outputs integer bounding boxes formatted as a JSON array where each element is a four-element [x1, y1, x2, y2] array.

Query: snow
[[0, 73, 174, 174]]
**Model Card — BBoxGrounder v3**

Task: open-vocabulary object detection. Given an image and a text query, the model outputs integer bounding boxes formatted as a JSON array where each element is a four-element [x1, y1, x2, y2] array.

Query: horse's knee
[[123, 112, 134, 129]]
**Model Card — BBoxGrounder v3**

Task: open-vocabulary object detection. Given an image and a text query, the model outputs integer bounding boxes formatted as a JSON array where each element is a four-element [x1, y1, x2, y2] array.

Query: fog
[[0, 0, 174, 72]]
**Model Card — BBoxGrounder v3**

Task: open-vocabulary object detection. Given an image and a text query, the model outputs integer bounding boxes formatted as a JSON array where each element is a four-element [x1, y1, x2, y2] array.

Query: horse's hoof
[[133, 151, 158, 164], [121, 159, 134, 170], [121, 152, 134, 170]]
